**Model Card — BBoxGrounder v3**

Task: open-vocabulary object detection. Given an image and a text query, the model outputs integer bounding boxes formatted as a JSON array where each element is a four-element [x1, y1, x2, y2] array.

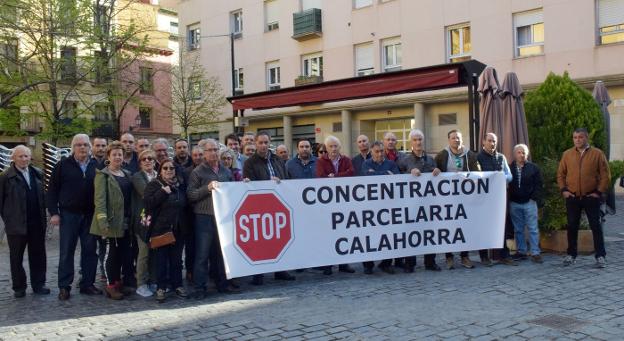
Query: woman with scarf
[[143, 159, 188, 302], [90, 141, 134, 300]]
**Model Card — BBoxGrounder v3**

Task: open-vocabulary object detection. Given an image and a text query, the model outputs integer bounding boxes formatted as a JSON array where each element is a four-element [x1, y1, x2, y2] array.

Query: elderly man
[[92, 137, 108, 170], [152, 138, 170, 167], [398, 129, 442, 272], [276, 144, 290, 162], [242, 132, 256, 147], [47, 134, 101, 300], [188, 139, 238, 297], [557, 128, 610, 268], [120, 132, 139, 174], [509, 144, 544, 263], [435, 129, 481, 269], [136, 138, 151, 154], [316, 135, 357, 275], [360, 141, 400, 274], [383, 132, 405, 163], [476, 133, 516, 266], [351, 135, 371, 176], [0, 146, 49, 298], [224, 133, 246, 169], [174, 139, 193, 168], [243, 132, 296, 285]]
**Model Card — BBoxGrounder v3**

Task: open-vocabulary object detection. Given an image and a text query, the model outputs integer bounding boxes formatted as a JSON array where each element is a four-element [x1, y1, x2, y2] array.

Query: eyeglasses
[[162, 166, 176, 171], [141, 157, 154, 161]]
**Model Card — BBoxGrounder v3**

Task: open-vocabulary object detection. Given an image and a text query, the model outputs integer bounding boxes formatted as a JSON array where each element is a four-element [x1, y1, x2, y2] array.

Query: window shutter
[[355, 43, 373, 71], [302, 0, 322, 10], [598, 0, 624, 27], [513, 9, 543, 28], [265, 0, 278, 24]]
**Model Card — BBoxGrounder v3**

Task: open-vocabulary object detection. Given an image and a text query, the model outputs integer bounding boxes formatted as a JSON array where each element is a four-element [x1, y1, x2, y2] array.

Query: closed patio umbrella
[[478, 66, 504, 152], [500, 72, 530, 161], [592, 81, 615, 214]]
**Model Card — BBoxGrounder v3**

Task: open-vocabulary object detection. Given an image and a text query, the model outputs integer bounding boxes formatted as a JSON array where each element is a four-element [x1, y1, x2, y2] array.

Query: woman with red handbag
[[143, 159, 188, 302]]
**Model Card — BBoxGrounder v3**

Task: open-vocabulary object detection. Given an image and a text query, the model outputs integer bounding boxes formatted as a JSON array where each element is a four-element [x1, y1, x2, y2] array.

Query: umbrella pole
[[467, 73, 480, 152]]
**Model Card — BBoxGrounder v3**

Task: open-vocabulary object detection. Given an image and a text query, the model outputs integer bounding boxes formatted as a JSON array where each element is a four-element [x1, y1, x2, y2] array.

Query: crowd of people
[[0, 127, 610, 301]]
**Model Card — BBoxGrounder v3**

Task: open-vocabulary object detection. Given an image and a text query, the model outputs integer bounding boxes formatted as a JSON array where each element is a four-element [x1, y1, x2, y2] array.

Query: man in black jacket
[[243, 132, 296, 285], [0, 145, 49, 298], [47, 133, 101, 300]]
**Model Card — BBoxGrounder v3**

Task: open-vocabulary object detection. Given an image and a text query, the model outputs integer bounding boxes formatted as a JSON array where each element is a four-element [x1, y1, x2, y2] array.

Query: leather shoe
[[14, 290, 26, 298], [229, 279, 240, 289], [33, 286, 51, 295], [58, 288, 71, 300], [274, 272, 296, 281], [218, 285, 242, 294], [80, 286, 103, 295], [425, 264, 442, 271], [338, 264, 356, 273]]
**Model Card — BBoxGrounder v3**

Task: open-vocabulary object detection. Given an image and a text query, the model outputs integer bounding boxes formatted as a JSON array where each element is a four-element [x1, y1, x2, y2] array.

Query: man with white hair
[[47, 134, 101, 300], [0, 145, 49, 298]]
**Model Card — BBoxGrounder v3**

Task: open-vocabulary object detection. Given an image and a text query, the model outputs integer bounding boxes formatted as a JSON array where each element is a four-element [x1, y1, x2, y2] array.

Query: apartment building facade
[[177, 0, 624, 157]]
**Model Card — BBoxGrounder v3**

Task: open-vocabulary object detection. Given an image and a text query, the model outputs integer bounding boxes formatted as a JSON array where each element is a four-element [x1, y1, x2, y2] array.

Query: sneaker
[[175, 287, 188, 298], [595, 257, 606, 268], [562, 255, 576, 266], [480, 257, 493, 267], [460, 257, 475, 269], [155, 289, 166, 302], [136, 285, 153, 297], [531, 255, 544, 264], [446, 257, 455, 270], [512, 253, 528, 261]]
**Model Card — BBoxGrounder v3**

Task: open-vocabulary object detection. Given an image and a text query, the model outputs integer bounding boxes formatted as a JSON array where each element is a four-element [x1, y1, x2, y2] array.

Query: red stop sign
[[234, 192, 294, 263]]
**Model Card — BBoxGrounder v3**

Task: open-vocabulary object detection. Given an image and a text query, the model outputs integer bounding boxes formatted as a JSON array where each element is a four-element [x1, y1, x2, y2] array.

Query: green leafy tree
[[525, 71, 606, 162]]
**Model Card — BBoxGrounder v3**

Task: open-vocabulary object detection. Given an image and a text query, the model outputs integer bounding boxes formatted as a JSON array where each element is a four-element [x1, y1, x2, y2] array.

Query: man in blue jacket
[[286, 139, 316, 180], [47, 134, 101, 300]]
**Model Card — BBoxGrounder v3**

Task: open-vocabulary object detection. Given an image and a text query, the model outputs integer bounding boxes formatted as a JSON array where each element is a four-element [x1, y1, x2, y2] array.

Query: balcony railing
[[292, 8, 322, 41]]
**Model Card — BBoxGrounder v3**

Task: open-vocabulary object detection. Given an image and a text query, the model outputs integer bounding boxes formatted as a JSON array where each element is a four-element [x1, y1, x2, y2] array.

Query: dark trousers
[[154, 236, 183, 290], [58, 210, 97, 290], [363, 259, 392, 269], [184, 225, 196, 275], [7, 224, 47, 292], [194, 214, 227, 290], [566, 196, 606, 258], [405, 254, 437, 268], [103, 231, 134, 287]]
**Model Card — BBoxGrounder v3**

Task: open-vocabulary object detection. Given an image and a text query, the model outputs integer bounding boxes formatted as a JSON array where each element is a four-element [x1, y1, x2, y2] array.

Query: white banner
[[213, 172, 507, 279]]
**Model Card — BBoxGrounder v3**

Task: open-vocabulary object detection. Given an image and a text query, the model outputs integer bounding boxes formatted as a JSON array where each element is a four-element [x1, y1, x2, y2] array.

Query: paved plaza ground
[[1, 194, 623, 340]]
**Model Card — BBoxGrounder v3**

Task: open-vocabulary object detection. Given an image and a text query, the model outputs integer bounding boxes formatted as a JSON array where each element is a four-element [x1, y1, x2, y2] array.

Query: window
[[598, 0, 624, 45], [301, 0, 322, 10], [139, 67, 153, 95], [438, 113, 457, 126], [189, 78, 201, 100], [231, 10, 243, 37], [94, 4, 110, 36], [139, 107, 152, 128], [170, 21, 179, 35], [354, 0, 373, 9], [266, 61, 281, 90], [94, 103, 111, 121], [374, 118, 415, 151], [302, 53, 323, 77], [61, 101, 78, 119], [234, 68, 244, 92], [94, 50, 111, 84], [355, 42, 374, 76], [513, 10, 544, 57], [187, 23, 200, 50], [382, 37, 401, 72], [332, 122, 342, 132], [0, 39, 18, 74], [60, 47, 77, 81], [265, 0, 279, 31], [447, 24, 471, 63]]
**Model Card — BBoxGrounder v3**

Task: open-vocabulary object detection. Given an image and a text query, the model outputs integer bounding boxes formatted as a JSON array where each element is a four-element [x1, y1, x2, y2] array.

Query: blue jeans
[[510, 200, 540, 255], [58, 210, 98, 290], [193, 214, 227, 290]]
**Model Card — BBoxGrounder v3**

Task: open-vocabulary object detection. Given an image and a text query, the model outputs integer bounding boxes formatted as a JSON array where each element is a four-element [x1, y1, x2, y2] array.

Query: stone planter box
[[540, 230, 595, 254]]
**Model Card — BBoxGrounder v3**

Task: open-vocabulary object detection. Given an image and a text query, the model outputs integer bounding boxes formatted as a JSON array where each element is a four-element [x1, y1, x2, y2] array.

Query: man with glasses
[[243, 132, 296, 285], [434, 129, 481, 270], [120, 133, 139, 174], [351, 135, 371, 176], [47, 134, 101, 300], [92, 137, 108, 170], [136, 138, 151, 155]]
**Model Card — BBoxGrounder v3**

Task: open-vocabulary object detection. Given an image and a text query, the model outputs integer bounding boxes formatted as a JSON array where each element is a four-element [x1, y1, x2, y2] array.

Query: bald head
[[356, 135, 369, 154]]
